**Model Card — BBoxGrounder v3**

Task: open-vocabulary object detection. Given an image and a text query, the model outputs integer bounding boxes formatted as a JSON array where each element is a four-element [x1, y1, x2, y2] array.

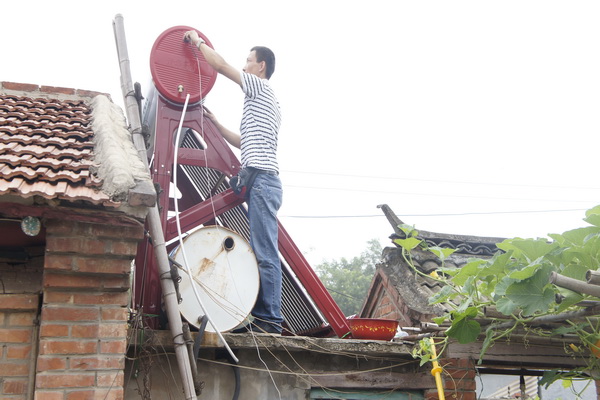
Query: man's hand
[[203, 107, 218, 124], [183, 30, 204, 47]]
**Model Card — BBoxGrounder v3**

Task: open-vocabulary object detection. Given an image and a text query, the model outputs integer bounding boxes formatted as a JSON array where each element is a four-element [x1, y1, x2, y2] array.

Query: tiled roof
[[0, 83, 111, 205], [0, 82, 152, 208]]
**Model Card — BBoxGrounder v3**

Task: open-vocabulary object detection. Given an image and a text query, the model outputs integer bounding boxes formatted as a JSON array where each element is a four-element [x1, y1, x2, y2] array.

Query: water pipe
[[429, 337, 446, 400]]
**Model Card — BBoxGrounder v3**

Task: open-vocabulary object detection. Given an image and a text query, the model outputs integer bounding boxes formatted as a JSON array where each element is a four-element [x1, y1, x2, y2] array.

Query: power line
[[279, 208, 589, 219], [282, 169, 600, 191], [283, 184, 598, 204]]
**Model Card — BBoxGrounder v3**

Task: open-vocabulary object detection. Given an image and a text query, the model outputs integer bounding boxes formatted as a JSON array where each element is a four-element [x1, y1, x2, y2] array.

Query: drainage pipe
[[113, 14, 197, 399]]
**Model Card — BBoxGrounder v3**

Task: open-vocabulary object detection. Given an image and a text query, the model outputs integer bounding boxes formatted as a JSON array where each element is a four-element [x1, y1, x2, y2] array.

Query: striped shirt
[[240, 72, 281, 173]]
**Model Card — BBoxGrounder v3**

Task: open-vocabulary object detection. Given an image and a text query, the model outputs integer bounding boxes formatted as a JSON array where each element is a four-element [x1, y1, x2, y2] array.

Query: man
[[184, 30, 283, 334]]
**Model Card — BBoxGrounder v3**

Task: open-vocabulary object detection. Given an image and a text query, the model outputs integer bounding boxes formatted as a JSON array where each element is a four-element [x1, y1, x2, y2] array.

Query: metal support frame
[[134, 83, 351, 338]]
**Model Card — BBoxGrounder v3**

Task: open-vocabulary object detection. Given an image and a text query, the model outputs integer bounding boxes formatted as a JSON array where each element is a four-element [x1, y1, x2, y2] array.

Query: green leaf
[[498, 238, 559, 263], [505, 268, 555, 316], [562, 264, 589, 281], [495, 297, 517, 316], [555, 287, 584, 313], [539, 370, 561, 388], [446, 317, 481, 344], [558, 227, 599, 246], [479, 252, 511, 277], [429, 246, 456, 261], [480, 325, 498, 361], [452, 259, 484, 286], [398, 224, 418, 237], [494, 276, 517, 297], [584, 205, 600, 227], [508, 258, 544, 281], [393, 237, 422, 251]]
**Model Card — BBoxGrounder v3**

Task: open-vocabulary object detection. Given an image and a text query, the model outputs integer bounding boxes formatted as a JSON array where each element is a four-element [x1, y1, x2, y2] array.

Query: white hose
[[172, 93, 239, 363]]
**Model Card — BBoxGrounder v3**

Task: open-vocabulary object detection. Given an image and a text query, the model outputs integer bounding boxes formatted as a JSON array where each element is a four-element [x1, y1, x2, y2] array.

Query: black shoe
[[230, 320, 281, 334]]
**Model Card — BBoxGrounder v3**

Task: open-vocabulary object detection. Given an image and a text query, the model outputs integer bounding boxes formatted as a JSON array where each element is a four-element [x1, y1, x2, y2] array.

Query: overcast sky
[[3, 1, 600, 265]]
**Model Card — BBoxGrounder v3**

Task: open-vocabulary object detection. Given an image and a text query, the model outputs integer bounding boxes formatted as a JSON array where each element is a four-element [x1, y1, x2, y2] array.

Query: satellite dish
[[149, 25, 218, 105], [172, 226, 259, 332]]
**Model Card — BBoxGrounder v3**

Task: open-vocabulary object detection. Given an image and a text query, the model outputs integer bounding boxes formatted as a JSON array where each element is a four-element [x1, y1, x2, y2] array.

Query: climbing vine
[[395, 205, 600, 387]]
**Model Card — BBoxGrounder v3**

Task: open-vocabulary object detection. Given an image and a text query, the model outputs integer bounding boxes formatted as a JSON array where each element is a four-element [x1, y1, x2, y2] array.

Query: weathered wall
[[0, 217, 144, 399], [124, 335, 432, 400], [0, 240, 44, 399]]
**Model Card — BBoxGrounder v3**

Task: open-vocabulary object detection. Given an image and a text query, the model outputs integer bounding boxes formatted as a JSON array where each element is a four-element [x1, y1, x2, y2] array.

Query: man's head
[[244, 46, 276, 79]]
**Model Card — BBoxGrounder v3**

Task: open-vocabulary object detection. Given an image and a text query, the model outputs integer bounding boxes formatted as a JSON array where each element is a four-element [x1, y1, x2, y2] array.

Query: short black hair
[[251, 46, 275, 79]]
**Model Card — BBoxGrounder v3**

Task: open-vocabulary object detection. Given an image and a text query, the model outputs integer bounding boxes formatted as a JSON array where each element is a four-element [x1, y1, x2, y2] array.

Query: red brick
[[0, 294, 39, 311], [42, 306, 99, 322], [80, 239, 109, 255], [443, 358, 475, 369], [446, 368, 476, 380], [99, 323, 127, 339], [39, 85, 77, 95], [66, 388, 124, 400], [110, 240, 139, 257], [36, 373, 95, 389], [70, 355, 123, 370], [7, 344, 32, 359], [8, 312, 37, 326], [3, 378, 28, 394], [0, 328, 32, 343], [90, 224, 144, 240], [446, 378, 476, 391], [99, 340, 126, 354], [40, 324, 70, 338], [71, 324, 99, 339], [45, 219, 89, 235], [44, 292, 75, 304], [97, 370, 124, 387], [45, 254, 75, 271], [34, 391, 64, 400], [71, 293, 129, 306], [43, 272, 102, 290], [76, 258, 131, 275], [0, 362, 29, 376], [39, 340, 97, 355], [37, 356, 68, 371], [46, 236, 84, 253], [101, 308, 128, 322], [102, 276, 131, 291], [3, 82, 39, 92]]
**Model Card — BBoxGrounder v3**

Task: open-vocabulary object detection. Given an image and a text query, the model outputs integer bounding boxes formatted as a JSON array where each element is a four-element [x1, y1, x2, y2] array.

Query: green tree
[[316, 239, 382, 316]]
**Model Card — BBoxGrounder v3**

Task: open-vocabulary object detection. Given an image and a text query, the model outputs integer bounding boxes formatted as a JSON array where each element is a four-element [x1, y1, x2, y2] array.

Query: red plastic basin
[[347, 318, 399, 341]]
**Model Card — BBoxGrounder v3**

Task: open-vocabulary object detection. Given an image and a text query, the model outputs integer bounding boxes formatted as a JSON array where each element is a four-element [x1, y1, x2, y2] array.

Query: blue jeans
[[247, 173, 283, 326]]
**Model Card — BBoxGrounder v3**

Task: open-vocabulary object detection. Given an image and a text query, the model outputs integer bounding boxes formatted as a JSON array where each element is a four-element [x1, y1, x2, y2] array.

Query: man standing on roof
[[184, 30, 283, 334]]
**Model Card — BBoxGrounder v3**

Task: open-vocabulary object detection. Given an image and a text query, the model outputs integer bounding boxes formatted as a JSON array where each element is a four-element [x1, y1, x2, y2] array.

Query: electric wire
[[283, 169, 600, 191], [280, 208, 591, 219], [284, 183, 597, 203]]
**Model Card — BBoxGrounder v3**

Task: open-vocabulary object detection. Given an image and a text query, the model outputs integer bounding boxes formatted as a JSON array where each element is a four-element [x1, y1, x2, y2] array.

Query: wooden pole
[[112, 14, 198, 400]]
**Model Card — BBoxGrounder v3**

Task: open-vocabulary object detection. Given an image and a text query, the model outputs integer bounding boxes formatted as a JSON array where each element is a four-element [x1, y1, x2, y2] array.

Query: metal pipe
[[550, 271, 600, 298], [113, 14, 197, 400], [429, 338, 446, 400]]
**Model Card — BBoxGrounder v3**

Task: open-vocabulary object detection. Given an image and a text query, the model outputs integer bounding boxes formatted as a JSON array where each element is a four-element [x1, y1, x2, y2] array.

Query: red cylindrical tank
[[149, 25, 218, 105]]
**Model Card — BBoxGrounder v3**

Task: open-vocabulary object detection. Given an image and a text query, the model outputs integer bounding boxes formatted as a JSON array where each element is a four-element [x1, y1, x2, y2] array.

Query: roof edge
[[0, 81, 111, 102]]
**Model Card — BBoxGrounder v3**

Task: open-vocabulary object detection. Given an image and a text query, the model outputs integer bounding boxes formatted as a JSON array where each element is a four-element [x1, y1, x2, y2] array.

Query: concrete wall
[[125, 334, 435, 400]]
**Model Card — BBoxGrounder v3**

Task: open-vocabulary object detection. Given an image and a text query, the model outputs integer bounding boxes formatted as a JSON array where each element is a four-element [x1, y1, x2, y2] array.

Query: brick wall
[[0, 294, 40, 399], [33, 218, 143, 400], [424, 357, 477, 400]]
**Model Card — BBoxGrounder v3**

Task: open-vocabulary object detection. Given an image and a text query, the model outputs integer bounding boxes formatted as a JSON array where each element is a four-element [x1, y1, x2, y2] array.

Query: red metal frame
[[134, 96, 351, 337]]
